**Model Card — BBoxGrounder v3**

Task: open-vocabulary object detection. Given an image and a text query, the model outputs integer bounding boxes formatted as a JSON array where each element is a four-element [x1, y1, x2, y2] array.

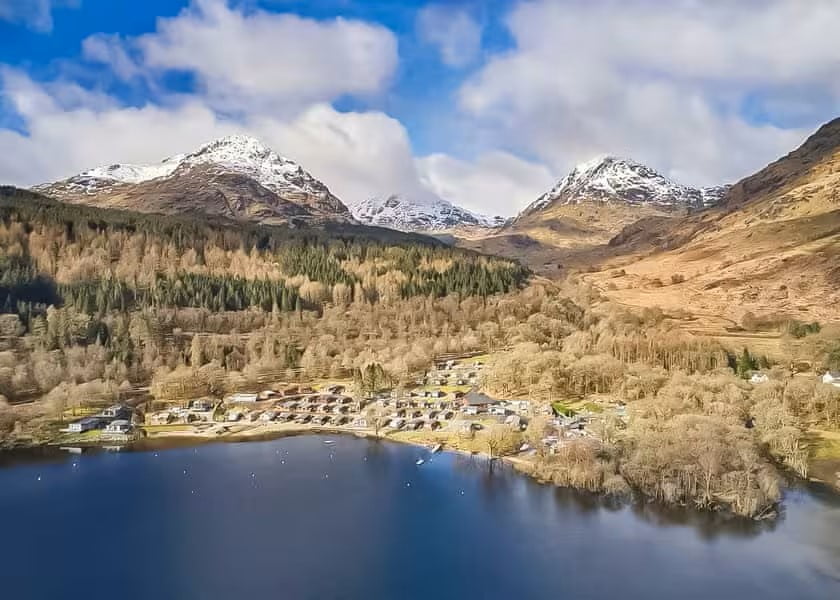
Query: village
[[55, 355, 622, 459]]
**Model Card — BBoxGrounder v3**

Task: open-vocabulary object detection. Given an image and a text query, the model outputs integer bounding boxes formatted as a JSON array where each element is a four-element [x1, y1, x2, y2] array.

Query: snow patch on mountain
[[36, 135, 350, 217], [520, 156, 728, 218], [349, 195, 504, 232]]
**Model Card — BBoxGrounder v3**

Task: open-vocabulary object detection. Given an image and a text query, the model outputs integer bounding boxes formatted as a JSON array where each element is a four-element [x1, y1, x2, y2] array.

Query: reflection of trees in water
[[362, 438, 395, 474], [627, 499, 778, 539], [448, 454, 789, 540]]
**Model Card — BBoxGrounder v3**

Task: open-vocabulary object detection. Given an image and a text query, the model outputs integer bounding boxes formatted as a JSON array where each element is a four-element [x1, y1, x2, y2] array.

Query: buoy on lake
[[37, 476, 41, 481]]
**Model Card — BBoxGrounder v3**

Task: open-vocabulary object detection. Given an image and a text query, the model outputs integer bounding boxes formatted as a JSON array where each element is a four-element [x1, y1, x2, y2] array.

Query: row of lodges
[[64, 404, 134, 436]]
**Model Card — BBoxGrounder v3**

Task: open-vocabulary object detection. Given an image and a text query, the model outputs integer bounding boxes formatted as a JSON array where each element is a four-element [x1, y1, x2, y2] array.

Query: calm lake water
[[1, 435, 839, 600]]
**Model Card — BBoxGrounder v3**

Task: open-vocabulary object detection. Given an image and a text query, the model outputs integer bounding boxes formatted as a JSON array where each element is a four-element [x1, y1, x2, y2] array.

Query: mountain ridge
[[33, 135, 353, 225], [517, 156, 727, 223], [349, 194, 504, 232]]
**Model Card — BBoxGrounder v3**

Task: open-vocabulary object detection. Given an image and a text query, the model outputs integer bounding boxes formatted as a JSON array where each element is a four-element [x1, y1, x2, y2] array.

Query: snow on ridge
[[38, 134, 350, 215], [520, 156, 728, 218], [349, 194, 503, 232]]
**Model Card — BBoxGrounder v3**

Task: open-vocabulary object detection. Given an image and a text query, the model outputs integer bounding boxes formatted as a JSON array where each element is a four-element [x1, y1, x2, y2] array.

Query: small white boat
[[323, 440, 336, 445], [519, 443, 530, 452], [416, 458, 425, 466], [431, 444, 442, 454]]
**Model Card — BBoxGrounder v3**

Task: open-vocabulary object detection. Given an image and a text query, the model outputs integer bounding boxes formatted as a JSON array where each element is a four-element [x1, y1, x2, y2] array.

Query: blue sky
[[1, 0, 839, 215]]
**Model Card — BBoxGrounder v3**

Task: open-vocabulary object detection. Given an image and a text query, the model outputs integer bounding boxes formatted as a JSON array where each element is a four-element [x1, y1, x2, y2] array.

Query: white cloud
[[253, 104, 439, 206], [0, 0, 76, 32], [458, 0, 840, 186], [417, 151, 555, 216], [128, 0, 398, 114], [82, 34, 142, 80], [0, 69, 437, 211], [417, 4, 481, 68], [0, 0, 432, 211]]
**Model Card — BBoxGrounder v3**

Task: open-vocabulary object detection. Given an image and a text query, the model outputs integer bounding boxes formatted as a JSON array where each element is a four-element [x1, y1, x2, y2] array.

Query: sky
[[1, 0, 839, 217]]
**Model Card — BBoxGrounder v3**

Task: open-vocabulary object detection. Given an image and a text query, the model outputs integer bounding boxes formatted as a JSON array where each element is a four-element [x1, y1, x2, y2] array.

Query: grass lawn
[[810, 429, 840, 460], [141, 424, 194, 433], [551, 402, 576, 417]]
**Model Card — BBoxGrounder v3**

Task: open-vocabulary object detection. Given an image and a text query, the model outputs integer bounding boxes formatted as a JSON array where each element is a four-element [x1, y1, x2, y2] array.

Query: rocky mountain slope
[[517, 156, 726, 221], [349, 194, 504, 232], [585, 118, 840, 322], [34, 135, 353, 225]]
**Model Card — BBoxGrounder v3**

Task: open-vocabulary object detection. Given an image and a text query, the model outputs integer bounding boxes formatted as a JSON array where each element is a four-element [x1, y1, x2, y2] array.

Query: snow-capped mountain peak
[[349, 195, 503, 232], [35, 134, 351, 220], [519, 156, 727, 218]]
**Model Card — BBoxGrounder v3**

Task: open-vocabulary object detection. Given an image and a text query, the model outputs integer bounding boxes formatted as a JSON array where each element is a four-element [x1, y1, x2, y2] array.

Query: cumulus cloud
[[0, 0, 76, 32], [122, 0, 398, 114], [458, 0, 840, 186], [417, 4, 482, 68], [0, 69, 437, 211], [417, 151, 555, 215]]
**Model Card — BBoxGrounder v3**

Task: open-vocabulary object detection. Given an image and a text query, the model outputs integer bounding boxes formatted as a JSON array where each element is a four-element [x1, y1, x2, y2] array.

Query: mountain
[[33, 135, 353, 225], [517, 156, 727, 221], [585, 118, 840, 322], [348, 194, 504, 232]]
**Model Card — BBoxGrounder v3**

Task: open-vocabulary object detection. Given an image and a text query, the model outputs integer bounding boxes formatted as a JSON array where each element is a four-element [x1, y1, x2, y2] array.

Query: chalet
[[67, 417, 105, 433], [822, 371, 840, 388], [750, 373, 770, 384], [439, 411, 454, 420], [300, 386, 316, 395], [352, 416, 370, 429], [407, 419, 424, 431], [259, 410, 278, 422], [104, 419, 132, 435], [507, 400, 530, 413], [227, 392, 258, 404], [314, 415, 330, 426], [424, 390, 445, 399], [150, 412, 174, 425], [388, 418, 405, 429], [190, 399, 213, 412], [295, 414, 312, 424], [464, 405, 482, 416], [429, 421, 442, 431], [226, 409, 245, 422], [461, 391, 497, 411], [489, 405, 509, 416], [283, 386, 300, 396], [100, 405, 131, 421], [258, 390, 279, 401], [505, 415, 523, 430], [326, 385, 345, 395]]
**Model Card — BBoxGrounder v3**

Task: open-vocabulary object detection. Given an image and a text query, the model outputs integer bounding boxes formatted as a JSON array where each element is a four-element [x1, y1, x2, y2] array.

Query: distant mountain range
[[349, 194, 504, 232], [34, 135, 353, 225]]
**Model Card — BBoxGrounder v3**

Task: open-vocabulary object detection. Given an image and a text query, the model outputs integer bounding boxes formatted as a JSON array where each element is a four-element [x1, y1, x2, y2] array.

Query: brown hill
[[584, 118, 840, 323]]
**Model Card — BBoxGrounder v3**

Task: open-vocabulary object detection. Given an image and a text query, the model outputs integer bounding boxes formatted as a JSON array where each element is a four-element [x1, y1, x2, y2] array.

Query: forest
[[1, 187, 839, 518]]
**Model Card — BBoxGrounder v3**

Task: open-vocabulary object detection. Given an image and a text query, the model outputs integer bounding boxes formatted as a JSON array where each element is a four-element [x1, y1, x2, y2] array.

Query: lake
[[1, 435, 839, 599]]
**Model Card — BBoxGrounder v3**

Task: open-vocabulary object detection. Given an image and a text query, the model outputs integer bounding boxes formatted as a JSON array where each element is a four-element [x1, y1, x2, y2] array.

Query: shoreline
[[6, 423, 836, 522]]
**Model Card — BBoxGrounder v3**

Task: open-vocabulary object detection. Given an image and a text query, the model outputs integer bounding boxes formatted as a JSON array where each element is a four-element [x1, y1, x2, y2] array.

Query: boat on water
[[323, 440, 336, 445], [430, 444, 442, 453], [416, 459, 425, 466]]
